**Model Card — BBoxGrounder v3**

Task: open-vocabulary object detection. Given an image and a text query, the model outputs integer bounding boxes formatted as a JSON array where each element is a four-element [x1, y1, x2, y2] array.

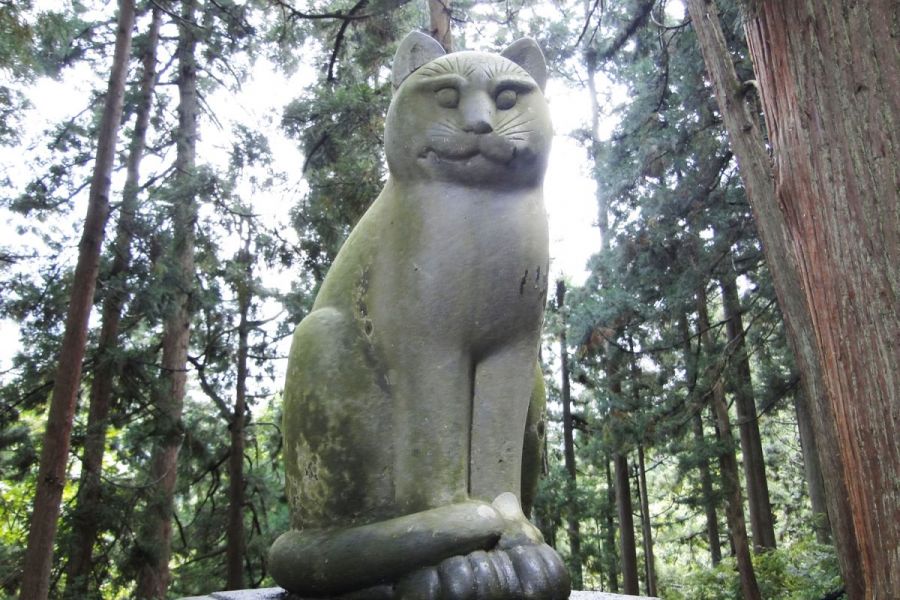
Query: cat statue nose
[[461, 94, 494, 134], [465, 118, 493, 134]]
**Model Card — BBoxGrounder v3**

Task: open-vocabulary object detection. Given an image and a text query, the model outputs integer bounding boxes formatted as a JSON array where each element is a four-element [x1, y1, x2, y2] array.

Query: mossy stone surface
[[271, 32, 569, 600]]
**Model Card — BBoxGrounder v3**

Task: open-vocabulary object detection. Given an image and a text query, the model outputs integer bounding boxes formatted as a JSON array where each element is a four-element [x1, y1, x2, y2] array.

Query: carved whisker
[[430, 123, 458, 136], [496, 112, 533, 127], [495, 115, 528, 132], [500, 127, 535, 136], [496, 118, 536, 135]]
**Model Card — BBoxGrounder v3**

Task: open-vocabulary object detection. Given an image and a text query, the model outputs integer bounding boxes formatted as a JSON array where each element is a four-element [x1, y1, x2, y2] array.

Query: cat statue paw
[[270, 30, 568, 600]]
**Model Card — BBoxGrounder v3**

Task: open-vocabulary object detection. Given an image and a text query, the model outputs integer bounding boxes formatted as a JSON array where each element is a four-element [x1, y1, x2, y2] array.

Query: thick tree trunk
[[613, 451, 639, 595], [794, 390, 831, 544], [17, 3, 135, 599], [720, 273, 776, 551], [64, 9, 160, 597], [636, 445, 657, 597], [679, 313, 722, 565], [742, 3, 900, 596], [687, 0, 868, 598], [135, 1, 198, 597], [427, 0, 451, 52], [225, 241, 252, 590], [555, 281, 584, 590], [698, 291, 761, 600]]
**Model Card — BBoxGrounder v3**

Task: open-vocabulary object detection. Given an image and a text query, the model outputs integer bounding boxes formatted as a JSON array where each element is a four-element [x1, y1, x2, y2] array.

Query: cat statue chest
[[270, 32, 570, 600], [317, 44, 552, 355]]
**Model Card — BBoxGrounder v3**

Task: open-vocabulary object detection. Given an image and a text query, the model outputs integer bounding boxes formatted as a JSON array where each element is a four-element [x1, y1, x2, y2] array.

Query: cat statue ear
[[392, 31, 446, 89], [501, 38, 548, 92], [391, 32, 547, 92]]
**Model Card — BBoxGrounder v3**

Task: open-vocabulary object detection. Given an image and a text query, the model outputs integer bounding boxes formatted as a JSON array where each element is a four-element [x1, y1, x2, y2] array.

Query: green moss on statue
[[270, 31, 570, 600]]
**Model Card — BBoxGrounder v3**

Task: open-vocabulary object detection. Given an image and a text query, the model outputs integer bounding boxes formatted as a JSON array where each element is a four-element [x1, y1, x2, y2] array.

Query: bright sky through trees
[[0, 39, 602, 374]]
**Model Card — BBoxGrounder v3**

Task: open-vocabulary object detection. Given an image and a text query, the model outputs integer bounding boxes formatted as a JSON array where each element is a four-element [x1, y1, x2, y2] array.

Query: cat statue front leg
[[269, 303, 569, 599]]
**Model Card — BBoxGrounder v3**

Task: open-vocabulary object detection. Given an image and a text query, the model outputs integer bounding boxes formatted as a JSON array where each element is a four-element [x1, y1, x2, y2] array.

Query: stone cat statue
[[270, 31, 570, 600]]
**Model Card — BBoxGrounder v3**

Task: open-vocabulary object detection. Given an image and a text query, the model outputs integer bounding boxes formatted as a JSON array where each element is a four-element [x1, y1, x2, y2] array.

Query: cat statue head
[[384, 32, 553, 190]]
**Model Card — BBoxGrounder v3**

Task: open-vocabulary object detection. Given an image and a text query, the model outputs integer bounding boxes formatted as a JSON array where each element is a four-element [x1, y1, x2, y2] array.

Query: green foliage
[[279, 1, 418, 283], [660, 539, 842, 600], [283, 80, 389, 279]]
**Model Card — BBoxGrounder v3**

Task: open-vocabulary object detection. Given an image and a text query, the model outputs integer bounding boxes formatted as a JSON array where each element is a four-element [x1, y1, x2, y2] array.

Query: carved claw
[[394, 544, 570, 600]]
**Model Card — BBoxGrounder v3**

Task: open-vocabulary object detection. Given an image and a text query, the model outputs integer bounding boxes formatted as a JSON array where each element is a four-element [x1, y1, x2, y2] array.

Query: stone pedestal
[[181, 590, 658, 600]]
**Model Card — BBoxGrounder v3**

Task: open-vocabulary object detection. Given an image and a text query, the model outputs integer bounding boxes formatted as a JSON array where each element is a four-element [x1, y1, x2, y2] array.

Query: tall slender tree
[[720, 271, 776, 551], [613, 447, 639, 595], [555, 280, 584, 589], [698, 288, 761, 600], [225, 224, 252, 590], [136, 0, 199, 596], [17, 2, 136, 598], [680, 312, 723, 565], [64, 9, 161, 597], [794, 390, 831, 544], [635, 445, 656, 596]]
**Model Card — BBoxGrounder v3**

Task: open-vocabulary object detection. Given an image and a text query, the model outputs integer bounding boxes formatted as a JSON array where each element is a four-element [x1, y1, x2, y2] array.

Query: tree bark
[[64, 9, 160, 597], [225, 237, 252, 590], [794, 390, 831, 544], [679, 312, 723, 565], [624, 345, 656, 596], [697, 290, 761, 600], [17, 2, 135, 598], [427, 0, 451, 52], [720, 273, 776, 551], [636, 445, 657, 597], [604, 458, 619, 593], [613, 450, 639, 595], [692, 411, 722, 565], [742, 3, 900, 596], [135, 1, 198, 597], [555, 280, 584, 590], [687, 0, 868, 598]]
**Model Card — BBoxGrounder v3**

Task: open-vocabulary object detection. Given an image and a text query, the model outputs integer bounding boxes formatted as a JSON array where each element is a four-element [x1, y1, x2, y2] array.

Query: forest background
[[0, 0, 896, 599]]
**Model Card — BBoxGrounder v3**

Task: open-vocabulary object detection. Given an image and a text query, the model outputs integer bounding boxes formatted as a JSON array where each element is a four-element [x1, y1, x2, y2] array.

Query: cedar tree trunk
[[679, 312, 722, 564], [625, 348, 656, 595], [692, 411, 723, 565], [135, 0, 199, 596], [18, 2, 135, 598], [428, 0, 451, 52], [636, 445, 657, 596], [604, 459, 619, 593], [720, 273, 776, 551], [697, 290, 761, 600], [555, 280, 584, 590], [64, 8, 160, 597], [685, 0, 893, 594], [613, 450, 639, 595], [794, 390, 831, 544], [225, 240, 252, 589], [743, 3, 900, 596]]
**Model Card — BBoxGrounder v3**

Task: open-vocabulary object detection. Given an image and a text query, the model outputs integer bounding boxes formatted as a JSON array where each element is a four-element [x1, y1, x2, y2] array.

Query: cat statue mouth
[[419, 131, 527, 166]]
